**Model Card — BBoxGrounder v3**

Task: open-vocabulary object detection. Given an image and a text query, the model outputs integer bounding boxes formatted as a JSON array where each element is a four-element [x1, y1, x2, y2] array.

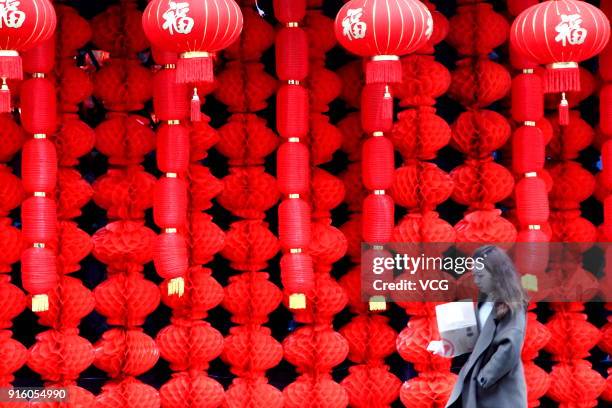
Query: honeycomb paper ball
[[337, 61, 363, 109], [33, 384, 95, 407], [446, 3, 509, 55], [455, 209, 517, 245], [548, 162, 595, 209], [341, 162, 367, 213], [94, 328, 159, 377], [307, 114, 343, 165], [56, 5, 92, 57], [523, 361, 551, 405], [416, 5, 449, 53], [340, 314, 397, 363], [0, 220, 21, 274], [225, 7, 275, 60], [190, 212, 225, 265], [391, 163, 453, 210], [304, 11, 336, 57], [57, 168, 94, 219], [309, 168, 346, 218], [0, 166, 23, 217], [222, 325, 283, 376], [308, 222, 347, 266], [55, 116, 95, 166], [338, 112, 365, 161], [223, 271, 282, 325], [214, 61, 277, 112], [188, 164, 223, 211], [160, 371, 224, 408], [28, 329, 94, 381], [451, 109, 511, 157], [291, 274, 349, 324], [392, 211, 456, 243], [341, 214, 362, 262], [547, 112, 594, 160], [160, 266, 223, 320], [96, 377, 160, 408], [218, 167, 280, 219], [522, 312, 551, 361], [450, 160, 514, 207], [399, 371, 458, 408], [545, 313, 601, 360], [92, 220, 156, 268], [58, 61, 93, 113], [189, 119, 220, 161], [156, 320, 223, 371], [339, 267, 369, 314], [283, 374, 348, 408], [393, 55, 451, 107], [448, 58, 511, 107], [225, 377, 283, 408], [0, 279, 25, 327], [547, 361, 605, 406], [94, 59, 153, 112], [283, 327, 348, 373], [391, 107, 451, 160], [94, 115, 155, 165], [0, 331, 27, 383], [0, 114, 24, 162], [94, 273, 160, 327], [341, 365, 401, 408], [217, 113, 279, 166], [93, 167, 156, 220], [91, 3, 148, 56], [308, 62, 342, 112], [221, 220, 279, 271], [37, 275, 94, 328], [550, 211, 598, 243]]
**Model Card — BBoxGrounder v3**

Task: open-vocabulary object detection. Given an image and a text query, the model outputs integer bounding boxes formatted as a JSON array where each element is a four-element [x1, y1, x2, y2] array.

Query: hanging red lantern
[[510, 0, 610, 123], [0, 0, 56, 112], [334, 0, 433, 84], [142, 0, 243, 84]]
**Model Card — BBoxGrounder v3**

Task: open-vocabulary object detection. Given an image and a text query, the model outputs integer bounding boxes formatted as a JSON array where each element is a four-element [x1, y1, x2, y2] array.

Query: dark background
[[5, 1, 610, 406]]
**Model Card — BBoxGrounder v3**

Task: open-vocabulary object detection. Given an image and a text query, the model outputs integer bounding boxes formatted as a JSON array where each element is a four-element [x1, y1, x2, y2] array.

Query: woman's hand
[[426, 340, 447, 356]]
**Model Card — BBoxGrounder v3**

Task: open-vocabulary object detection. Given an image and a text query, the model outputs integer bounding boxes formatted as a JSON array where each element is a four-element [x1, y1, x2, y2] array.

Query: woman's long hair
[[473, 245, 528, 319]]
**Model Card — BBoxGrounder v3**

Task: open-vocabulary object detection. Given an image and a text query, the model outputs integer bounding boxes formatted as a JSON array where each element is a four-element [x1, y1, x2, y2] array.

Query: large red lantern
[[511, 0, 610, 120], [334, 0, 433, 84], [142, 0, 243, 84], [0, 0, 56, 112]]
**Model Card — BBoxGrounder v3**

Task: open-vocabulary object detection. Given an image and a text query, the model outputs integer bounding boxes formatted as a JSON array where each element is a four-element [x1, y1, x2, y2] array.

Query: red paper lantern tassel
[[277, 142, 310, 195], [22, 138, 57, 193], [22, 246, 57, 312], [277, 84, 309, 138], [362, 194, 394, 244], [278, 198, 311, 250], [361, 84, 393, 134], [276, 27, 308, 81], [22, 196, 57, 244], [512, 73, 543, 122], [0, 78, 11, 113], [363, 136, 394, 190], [512, 126, 545, 174], [558, 93, 569, 126], [600, 84, 612, 136], [281, 252, 314, 309], [545, 63, 580, 94], [154, 232, 189, 296], [516, 177, 549, 227], [154, 177, 188, 228], [191, 88, 202, 122], [365, 56, 402, 85], [0, 51, 23, 112], [176, 53, 214, 84]]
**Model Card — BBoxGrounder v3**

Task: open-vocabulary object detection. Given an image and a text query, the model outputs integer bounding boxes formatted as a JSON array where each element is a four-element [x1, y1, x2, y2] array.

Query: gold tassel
[[32, 294, 49, 312], [167, 277, 185, 297], [369, 296, 387, 311], [289, 293, 306, 310]]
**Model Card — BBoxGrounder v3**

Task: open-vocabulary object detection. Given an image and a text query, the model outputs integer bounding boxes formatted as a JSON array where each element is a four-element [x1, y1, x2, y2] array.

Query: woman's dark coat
[[446, 304, 527, 408]]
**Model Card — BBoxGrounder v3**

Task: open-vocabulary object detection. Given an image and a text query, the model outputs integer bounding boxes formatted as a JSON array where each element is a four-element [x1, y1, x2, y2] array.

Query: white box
[[434, 301, 479, 357]]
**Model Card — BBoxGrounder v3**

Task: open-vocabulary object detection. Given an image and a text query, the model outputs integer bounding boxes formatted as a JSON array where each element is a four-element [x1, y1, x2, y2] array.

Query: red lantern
[[334, 0, 433, 84], [511, 1, 610, 94], [0, 0, 56, 112], [142, 0, 243, 84]]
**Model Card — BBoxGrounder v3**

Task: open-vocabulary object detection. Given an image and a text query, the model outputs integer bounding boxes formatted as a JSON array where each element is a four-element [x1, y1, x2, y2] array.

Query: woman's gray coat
[[446, 304, 527, 408]]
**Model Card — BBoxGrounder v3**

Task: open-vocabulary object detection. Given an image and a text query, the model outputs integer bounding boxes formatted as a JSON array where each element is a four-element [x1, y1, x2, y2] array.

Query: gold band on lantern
[[525, 172, 537, 178], [372, 131, 384, 137], [522, 69, 534, 74], [288, 137, 300, 143], [528, 225, 541, 230], [0, 50, 18, 57], [371, 55, 400, 62], [34, 192, 46, 197], [288, 80, 300, 85], [32, 73, 45, 78], [32, 294, 49, 312], [33, 133, 47, 139], [290, 248, 302, 254], [164, 228, 177, 233], [374, 190, 385, 195], [524, 121, 536, 127], [548, 61, 578, 69], [167, 120, 180, 125], [33, 243, 46, 248], [163, 64, 176, 69], [373, 245, 384, 250], [181, 51, 211, 59], [287, 22, 299, 28], [289, 293, 306, 309], [166, 172, 177, 178], [288, 193, 300, 199]]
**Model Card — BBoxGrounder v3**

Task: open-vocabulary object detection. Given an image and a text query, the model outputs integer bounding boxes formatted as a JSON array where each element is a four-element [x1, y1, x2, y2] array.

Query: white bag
[[434, 301, 479, 357]]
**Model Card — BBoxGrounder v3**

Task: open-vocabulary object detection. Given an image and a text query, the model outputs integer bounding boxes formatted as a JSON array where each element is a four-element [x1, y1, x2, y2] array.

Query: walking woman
[[436, 245, 529, 408]]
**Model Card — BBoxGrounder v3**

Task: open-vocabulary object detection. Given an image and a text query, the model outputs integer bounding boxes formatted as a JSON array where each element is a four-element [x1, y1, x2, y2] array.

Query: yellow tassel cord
[[32, 294, 49, 312], [167, 277, 185, 297], [289, 293, 306, 310], [369, 296, 387, 311]]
